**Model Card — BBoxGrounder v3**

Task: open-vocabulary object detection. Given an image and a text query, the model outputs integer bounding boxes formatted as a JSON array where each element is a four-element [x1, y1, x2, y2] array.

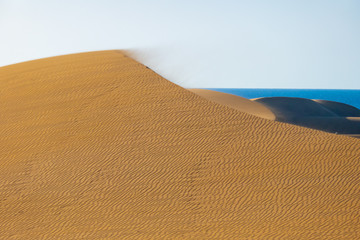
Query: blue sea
[[208, 89, 360, 109]]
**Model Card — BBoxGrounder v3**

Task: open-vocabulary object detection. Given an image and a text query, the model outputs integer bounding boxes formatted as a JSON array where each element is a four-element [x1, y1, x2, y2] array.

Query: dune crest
[[0, 51, 360, 239]]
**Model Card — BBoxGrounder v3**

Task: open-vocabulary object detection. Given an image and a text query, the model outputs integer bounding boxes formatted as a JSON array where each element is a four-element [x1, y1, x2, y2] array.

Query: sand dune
[[189, 89, 275, 120], [1, 51, 360, 239], [192, 92, 360, 135], [252, 97, 360, 134], [313, 99, 360, 117], [253, 97, 338, 120]]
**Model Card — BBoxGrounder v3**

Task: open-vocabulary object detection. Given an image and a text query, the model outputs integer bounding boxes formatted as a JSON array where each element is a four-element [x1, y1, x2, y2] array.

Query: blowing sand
[[0, 50, 359, 239]]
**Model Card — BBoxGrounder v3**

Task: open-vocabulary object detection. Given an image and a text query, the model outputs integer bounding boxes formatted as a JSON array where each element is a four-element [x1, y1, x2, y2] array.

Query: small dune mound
[[251, 97, 360, 135], [253, 97, 337, 121], [189, 89, 275, 120], [313, 99, 360, 117]]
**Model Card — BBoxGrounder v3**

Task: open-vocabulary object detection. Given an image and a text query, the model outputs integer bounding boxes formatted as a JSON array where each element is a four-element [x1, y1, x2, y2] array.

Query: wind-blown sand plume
[[0, 50, 360, 239], [189, 89, 276, 120]]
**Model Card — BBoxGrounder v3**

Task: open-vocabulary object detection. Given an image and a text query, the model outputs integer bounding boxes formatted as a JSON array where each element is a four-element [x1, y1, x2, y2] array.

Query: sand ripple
[[0, 51, 359, 239]]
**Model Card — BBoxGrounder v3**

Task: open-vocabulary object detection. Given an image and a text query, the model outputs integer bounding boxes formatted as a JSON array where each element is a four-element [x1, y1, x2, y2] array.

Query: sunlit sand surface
[[0, 50, 359, 239]]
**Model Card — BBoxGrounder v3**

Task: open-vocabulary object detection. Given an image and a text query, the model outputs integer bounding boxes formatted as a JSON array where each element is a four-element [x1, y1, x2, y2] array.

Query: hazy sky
[[0, 0, 359, 89]]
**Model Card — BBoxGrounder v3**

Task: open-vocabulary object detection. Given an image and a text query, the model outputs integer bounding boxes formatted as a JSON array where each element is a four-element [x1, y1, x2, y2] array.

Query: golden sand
[[0, 50, 360, 239]]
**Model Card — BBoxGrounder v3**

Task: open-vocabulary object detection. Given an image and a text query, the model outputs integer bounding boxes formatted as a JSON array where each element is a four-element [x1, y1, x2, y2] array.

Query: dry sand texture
[[0, 50, 360, 239]]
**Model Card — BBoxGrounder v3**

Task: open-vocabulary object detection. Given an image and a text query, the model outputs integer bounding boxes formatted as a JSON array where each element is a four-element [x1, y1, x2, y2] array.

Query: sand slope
[[0, 51, 360, 239], [189, 89, 275, 120], [313, 100, 360, 117], [253, 97, 338, 120], [189, 91, 360, 135]]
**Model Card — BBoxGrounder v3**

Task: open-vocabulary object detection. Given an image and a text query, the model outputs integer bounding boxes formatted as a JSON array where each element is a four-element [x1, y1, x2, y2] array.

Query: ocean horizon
[[208, 88, 360, 109]]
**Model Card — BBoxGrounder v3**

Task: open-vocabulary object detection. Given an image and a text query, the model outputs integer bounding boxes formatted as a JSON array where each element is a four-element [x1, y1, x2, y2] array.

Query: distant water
[[208, 88, 360, 109]]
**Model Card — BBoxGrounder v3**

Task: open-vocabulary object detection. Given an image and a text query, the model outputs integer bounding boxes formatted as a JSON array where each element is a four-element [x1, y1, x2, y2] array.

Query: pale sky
[[0, 0, 359, 89]]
